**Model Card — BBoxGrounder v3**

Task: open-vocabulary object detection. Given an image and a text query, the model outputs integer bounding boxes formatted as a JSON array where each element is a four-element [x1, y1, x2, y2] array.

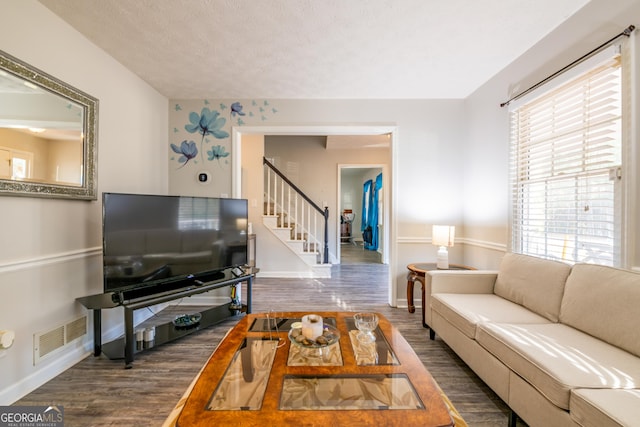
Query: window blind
[[178, 197, 220, 230], [509, 50, 622, 266]]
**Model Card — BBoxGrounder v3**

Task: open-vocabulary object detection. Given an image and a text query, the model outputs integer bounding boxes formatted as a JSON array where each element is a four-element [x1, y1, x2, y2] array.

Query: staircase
[[263, 158, 332, 278]]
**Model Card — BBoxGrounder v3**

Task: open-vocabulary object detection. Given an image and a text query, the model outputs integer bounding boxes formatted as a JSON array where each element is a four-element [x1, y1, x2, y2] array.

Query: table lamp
[[432, 225, 455, 269]]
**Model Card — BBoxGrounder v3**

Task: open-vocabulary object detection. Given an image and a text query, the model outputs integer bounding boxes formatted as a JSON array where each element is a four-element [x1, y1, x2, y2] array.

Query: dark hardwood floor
[[340, 240, 382, 264], [14, 257, 525, 426]]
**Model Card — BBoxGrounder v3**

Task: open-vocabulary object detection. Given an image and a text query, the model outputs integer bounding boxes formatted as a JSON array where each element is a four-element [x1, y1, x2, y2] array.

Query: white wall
[[170, 99, 468, 305], [0, 1, 168, 404], [463, 0, 640, 270]]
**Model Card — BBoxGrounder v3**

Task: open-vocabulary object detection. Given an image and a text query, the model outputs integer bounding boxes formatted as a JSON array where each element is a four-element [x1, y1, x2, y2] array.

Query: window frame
[[508, 43, 629, 267]]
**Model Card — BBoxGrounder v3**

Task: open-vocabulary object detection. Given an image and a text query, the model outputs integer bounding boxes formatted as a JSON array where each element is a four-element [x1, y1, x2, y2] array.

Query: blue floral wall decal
[[230, 102, 246, 117], [170, 140, 198, 167], [208, 145, 230, 164], [185, 107, 229, 162], [170, 100, 279, 169]]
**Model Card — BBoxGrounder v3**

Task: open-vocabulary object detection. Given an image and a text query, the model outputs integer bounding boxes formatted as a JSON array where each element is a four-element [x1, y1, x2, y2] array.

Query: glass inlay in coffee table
[[280, 374, 424, 410], [344, 317, 399, 366], [207, 338, 279, 410], [177, 312, 455, 427]]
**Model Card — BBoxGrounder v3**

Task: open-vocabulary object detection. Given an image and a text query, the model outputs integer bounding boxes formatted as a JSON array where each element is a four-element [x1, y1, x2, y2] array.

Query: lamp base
[[436, 246, 449, 269]]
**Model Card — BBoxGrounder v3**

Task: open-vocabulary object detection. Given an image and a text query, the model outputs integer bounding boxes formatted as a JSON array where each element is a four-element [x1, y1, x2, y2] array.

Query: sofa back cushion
[[494, 253, 571, 322], [560, 264, 640, 357]]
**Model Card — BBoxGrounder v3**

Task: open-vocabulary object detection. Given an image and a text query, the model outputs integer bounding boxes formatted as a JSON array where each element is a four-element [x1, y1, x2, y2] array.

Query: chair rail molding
[[0, 247, 102, 274], [397, 236, 507, 252]]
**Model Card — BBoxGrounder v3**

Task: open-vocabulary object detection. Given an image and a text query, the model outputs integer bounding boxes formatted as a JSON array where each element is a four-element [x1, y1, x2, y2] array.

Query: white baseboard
[[394, 298, 422, 311], [257, 271, 317, 278], [0, 343, 91, 405]]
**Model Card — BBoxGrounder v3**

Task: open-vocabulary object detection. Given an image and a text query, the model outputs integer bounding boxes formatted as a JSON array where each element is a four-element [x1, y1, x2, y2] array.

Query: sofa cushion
[[476, 322, 640, 410], [431, 294, 551, 339], [494, 253, 571, 322], [560, 263, 640, 358], [571, 389, 640, 427]]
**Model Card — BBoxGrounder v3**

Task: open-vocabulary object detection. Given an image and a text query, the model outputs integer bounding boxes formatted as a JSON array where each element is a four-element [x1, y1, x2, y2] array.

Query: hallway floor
[[339, 241, 382, 264]]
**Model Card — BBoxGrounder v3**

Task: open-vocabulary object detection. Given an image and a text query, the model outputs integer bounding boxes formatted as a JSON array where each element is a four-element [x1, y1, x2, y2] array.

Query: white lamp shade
[[432, 225, 455, 247]]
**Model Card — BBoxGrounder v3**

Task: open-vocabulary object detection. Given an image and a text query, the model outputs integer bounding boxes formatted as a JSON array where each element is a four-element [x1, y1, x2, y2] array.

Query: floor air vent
[[34, 316, 87, 364], [65, 316, 88, 343]]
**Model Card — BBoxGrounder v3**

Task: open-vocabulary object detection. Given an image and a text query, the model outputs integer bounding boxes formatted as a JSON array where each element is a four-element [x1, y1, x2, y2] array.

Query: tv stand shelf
[[77, 267, 256, 368]]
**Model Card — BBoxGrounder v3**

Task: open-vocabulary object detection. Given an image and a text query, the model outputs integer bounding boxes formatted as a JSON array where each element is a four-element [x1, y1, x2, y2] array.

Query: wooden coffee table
[[176, 311, 454, 426]]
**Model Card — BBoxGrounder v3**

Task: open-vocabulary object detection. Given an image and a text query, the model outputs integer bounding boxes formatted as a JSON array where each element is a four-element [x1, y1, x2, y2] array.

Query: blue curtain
[[361, 174, 382, 251]]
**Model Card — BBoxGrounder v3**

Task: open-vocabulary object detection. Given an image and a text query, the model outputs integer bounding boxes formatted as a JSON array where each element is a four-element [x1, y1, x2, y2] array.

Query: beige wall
[[0, 1, 168, 404], [47, 138, 83, 184]]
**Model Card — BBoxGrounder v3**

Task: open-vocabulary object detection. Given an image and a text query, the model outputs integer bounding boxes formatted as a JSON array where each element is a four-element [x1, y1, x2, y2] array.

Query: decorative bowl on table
[[172, 313, 202, 329], [288, 323, 340, 348]]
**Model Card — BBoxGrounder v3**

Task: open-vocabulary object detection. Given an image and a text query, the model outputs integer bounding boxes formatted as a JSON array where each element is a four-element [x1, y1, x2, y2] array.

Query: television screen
[[102, 193, 248, 294]]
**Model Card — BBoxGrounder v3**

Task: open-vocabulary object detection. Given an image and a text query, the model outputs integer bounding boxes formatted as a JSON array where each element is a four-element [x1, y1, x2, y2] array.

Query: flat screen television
[[102, 192, 248, 297]]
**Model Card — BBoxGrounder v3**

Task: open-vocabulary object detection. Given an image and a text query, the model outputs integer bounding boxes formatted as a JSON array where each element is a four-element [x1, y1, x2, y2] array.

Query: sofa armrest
[[428, 270, 498, 294], [421, 270, 498, 329]]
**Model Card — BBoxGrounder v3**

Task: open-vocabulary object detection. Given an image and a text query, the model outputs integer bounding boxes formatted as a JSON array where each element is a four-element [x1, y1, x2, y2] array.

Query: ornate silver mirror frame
[[0, 49, 98, 200]]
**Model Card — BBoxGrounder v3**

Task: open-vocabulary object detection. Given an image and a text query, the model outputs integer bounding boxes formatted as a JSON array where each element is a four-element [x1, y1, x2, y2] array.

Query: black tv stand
[[77, 267, 256, 368]]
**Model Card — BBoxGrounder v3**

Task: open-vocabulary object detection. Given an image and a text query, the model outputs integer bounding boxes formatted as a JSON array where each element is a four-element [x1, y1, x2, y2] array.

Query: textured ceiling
[[39, 0, 590, 99]]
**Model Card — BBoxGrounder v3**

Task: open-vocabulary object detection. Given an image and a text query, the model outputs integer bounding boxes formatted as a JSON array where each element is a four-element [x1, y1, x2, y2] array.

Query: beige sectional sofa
[[426, 253, 640, 427]]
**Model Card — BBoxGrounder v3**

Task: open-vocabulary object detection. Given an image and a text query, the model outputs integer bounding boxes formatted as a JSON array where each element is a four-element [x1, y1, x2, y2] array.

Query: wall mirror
[[0, 49, 98, 200]]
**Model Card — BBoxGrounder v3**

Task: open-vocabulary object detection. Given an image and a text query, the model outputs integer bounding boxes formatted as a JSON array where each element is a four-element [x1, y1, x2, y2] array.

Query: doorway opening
[[232, 124, 398, 307], [338, 165, 387, 265]]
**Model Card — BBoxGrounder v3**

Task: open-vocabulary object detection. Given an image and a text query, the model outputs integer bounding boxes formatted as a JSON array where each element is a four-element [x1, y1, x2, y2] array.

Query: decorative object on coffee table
[[353, 312, 379, 343]]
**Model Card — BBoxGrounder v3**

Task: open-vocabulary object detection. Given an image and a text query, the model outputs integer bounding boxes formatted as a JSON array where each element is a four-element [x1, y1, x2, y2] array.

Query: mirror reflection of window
[[0, 147, 32, 180], [0, 62, 84, 187], [12, 156, 28, 180]]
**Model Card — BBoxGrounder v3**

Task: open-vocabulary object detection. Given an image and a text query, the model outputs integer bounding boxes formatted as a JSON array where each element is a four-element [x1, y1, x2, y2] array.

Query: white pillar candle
[[301, 314, 323, 340]]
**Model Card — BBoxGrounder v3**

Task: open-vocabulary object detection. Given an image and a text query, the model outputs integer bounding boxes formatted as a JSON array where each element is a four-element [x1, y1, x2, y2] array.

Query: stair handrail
[[263, 157, 329, 263]]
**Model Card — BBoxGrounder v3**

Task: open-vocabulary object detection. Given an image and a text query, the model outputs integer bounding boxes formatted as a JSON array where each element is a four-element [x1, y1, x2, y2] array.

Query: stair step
[[277, 216, 292, 228], [262, 200, 330, 274], [299, 252, 320, 264], [287, 240, 305, 253], [263, 215, 278, 228], [264, 205, 276, 215], [273, 228, 293, 241], [312, 263, 332, 278]]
